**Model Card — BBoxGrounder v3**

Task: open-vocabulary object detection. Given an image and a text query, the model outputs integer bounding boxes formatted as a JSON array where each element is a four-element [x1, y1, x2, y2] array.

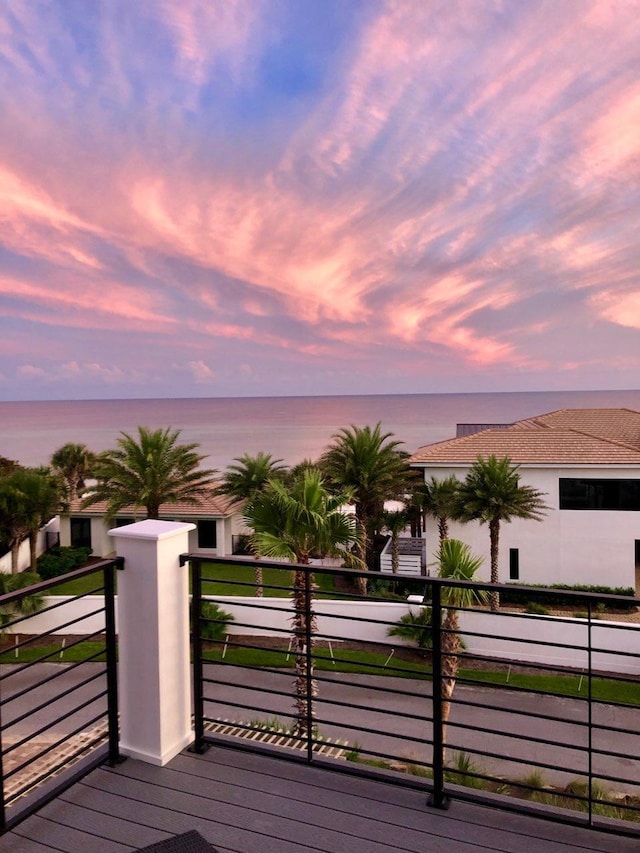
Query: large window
[[198, 520, 217, 549], [559, 478, 640, 511], [70, 517, 92, 549]]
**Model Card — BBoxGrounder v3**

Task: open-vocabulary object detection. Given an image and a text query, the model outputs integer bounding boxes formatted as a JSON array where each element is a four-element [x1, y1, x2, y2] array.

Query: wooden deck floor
[[1, 745, 638, 853]]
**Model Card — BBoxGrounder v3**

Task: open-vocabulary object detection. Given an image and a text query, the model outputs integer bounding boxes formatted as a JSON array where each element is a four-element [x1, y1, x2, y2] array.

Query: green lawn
[[1, 636, 638, 706], [47, 561, 338, 598]]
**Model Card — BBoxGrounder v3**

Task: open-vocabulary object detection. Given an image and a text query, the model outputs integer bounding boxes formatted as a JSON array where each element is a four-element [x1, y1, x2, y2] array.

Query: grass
[[200, 563, 338, 598], [460, 667, 640, 706], [202, 644, 426, 677], [8, 630, 637, 707], [47, 561, 338, 598], [0, 639, 107, 664]]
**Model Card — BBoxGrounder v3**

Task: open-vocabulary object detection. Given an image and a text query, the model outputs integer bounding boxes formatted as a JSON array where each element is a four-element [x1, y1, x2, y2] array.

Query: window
[[509, 548, 519, 580], [70, 517, 91, 549], [115, 517, 135, 527], [198, 520, 217, 550], [559, 478, 640, 511]]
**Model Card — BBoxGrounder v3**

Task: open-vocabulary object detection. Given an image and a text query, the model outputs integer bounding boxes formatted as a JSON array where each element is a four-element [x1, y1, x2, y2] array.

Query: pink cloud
[[0, 276, 177, 332]]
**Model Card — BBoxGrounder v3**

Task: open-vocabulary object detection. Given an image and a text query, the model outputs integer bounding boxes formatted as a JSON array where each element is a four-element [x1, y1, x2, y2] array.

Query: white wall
[[19, 594, 639, 676], [420, 464, 640, 589]]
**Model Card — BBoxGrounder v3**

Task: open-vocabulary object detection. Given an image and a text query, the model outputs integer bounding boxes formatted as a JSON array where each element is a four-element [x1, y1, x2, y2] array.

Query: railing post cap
[[108, 519, 195, 541]]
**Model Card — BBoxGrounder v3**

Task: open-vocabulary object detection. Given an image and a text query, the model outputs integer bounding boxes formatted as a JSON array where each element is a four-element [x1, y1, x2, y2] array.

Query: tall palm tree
[[456, 455, 547, 610], [217, 452, 287, 501], [437, 539, 486, 754], [320, 423, 410, 585], [0, 468, 61, 572], [244, 469, 363, 736], [217, 452, 287, 595], [51, 443, 95, 504], [422, 475, 462, 546], [83, 426, 216, 521], [380, 508, 408, 574]]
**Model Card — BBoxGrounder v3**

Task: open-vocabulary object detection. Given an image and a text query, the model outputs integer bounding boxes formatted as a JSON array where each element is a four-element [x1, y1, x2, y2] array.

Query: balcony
[[1, 520, 639, 852]]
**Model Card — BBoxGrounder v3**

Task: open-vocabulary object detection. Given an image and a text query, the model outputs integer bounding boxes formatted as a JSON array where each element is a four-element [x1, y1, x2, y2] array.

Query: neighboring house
[[59, 489, 246, 559], [410, 408, 640, 591]]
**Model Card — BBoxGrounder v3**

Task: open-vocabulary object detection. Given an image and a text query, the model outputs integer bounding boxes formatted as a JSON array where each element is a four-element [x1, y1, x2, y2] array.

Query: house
[[410, 408, 640, 591], [58, 488, 246, 558]]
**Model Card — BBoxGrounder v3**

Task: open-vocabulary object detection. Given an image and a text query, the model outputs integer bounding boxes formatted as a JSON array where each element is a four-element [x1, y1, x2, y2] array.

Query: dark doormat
[[136, 829, 219, 853]]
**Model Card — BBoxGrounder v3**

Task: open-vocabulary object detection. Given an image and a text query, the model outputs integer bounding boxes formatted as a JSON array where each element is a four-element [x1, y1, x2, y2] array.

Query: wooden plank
[[160, 749, 640, 853], [3, 812, 133, 853], [84, 767, 456, 853], [1, 747, 638, 853]]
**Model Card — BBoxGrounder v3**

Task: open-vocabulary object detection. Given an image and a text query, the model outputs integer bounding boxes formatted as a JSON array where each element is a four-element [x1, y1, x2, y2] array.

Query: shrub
[[524, 602, 550, 616], [387, 607, 432, 651], [37, 546, 92, 580], [198, 601, 235, 642], [504, 583, 636, 611]]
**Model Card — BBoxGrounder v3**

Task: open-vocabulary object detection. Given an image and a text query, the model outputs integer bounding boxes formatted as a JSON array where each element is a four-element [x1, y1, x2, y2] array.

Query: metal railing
[[190, 555, 640, 836], [0, 558, 122, 832]]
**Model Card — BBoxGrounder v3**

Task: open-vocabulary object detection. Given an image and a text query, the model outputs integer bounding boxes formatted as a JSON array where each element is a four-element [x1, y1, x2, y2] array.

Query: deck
[[1, 745, 637, 853]]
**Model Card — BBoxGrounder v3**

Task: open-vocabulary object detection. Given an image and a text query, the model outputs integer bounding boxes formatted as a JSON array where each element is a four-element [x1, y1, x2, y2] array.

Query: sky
[[1, 0, 640, 401]]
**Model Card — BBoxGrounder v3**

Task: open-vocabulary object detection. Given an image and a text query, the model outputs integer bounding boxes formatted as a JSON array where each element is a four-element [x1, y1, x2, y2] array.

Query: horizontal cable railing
[[0, 559, 121, 832], [189, 555, 640, 836]]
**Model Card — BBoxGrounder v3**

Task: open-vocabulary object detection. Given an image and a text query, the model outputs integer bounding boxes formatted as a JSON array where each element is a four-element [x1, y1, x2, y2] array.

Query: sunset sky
[[2, 1, 640, 401]]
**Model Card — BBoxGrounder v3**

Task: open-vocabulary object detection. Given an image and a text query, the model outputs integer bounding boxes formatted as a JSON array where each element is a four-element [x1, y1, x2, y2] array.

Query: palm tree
[[387, 606, 433, 654], [456, 455, 547, 610], [0, 570, 44, 630], [217, 452, 287, 596], [422, 475, 462, 546], [320, 423, 410, 585], [380, 508, 408, 574], [83, 426, 216, 521], [0, 468, 61, 572], [51, 443, 95, 504], [437, 539, 486, 753], [244, 469, 363, 736], [217, 451, 287, 501]]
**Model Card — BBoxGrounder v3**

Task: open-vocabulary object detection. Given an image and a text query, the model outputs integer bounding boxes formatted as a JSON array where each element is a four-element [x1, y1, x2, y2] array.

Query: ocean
[[2, 389, 640, 471]]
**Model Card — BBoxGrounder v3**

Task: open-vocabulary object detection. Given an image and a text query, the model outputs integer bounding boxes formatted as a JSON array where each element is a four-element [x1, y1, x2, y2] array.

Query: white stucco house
[[59, 489, 246, 559], [410, 408, 640, 591]]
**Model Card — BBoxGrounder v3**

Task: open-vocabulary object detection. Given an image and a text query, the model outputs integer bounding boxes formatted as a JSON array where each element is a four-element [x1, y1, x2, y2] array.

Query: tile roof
[[514, 407, 640, 446], [410, 408, 640, 465], [68, 486, 243, 518]]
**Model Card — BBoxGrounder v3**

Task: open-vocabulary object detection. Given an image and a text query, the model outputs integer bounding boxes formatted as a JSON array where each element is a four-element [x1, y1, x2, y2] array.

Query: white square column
[[109, 520, 195, 766]]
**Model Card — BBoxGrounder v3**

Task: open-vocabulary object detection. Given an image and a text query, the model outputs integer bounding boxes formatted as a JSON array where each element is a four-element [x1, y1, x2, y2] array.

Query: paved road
[[3, 662, 639, 795], [204, 664, 640, 793]]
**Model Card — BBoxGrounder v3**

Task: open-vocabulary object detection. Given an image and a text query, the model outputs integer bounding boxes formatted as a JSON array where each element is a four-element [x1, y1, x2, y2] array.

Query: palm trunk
[[391, 532, 399, 574], [291, 563, 317, 738], [440, 609, 460, 764], [438, 516, 449, 546], [254, 559, 263, 598], [356, 510, 368, 595], [10, 543, 20, 574], [489, 518, 500, 611], [29, 530, 38, 572]]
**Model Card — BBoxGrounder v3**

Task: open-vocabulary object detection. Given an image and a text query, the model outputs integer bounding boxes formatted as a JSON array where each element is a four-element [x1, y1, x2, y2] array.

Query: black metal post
[[427, 582, 449, 809], [587, 599, 593, 826], [304, 566, 314, 764], [104, 558, 123, 766], [0, 660, 6, 833], [190, 557, 208, 754]]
